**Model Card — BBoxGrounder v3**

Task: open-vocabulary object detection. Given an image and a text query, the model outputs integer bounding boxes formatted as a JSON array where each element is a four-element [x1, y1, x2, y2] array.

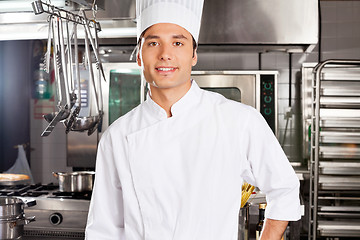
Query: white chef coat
[[85, 80, 301, 240]]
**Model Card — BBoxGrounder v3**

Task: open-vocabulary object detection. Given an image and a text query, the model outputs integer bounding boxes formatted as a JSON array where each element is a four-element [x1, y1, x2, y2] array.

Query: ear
[[137, 51, 142, 67], [192, 50, 198, 67]]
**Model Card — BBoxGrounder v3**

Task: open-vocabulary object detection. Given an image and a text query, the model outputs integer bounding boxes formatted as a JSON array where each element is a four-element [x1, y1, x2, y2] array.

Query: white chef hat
[[136, 0, 204, 43]]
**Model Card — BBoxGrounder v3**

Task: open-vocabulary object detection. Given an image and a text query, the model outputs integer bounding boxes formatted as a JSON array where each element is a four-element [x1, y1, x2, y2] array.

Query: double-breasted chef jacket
[[85, 80, 301, 240]]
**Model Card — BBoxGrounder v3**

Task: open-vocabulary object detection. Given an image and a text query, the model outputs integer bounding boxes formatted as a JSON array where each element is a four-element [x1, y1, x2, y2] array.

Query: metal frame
[[308, 59, 360, 240]]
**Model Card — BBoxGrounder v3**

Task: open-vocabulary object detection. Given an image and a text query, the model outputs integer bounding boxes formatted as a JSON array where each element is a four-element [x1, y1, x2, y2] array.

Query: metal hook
[[92, 0, 98, 20]]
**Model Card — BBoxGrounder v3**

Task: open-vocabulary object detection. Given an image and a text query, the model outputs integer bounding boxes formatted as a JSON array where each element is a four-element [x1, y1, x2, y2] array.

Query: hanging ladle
[[87, 20, 104, 135], [68, 15, 101, 135]]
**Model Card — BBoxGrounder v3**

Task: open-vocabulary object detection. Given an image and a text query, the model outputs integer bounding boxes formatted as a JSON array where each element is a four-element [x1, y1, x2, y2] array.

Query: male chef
[[85, 0, 301, 239]]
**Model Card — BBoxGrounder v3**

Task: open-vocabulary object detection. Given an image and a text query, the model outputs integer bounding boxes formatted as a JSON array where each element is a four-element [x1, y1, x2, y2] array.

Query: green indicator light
[[264, 108, 272, 115], [264, 96, 272, 103]]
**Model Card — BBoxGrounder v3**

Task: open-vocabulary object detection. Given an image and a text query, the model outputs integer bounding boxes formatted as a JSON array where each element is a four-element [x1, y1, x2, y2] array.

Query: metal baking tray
[[318, 220, 360, 237]]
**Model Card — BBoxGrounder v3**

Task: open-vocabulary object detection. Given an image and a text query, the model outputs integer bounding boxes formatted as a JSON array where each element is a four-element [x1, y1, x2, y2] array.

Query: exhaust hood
[[199, 0, 318, 53], [0, 0, 318, 53]]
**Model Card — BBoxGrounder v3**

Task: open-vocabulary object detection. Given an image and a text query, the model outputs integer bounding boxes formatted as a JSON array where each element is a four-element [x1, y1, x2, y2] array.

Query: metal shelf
[[320, 118, 360, 128], [319, 146, 360, 159], [319, 131, 360, 144], [319, 161, 360, 175], [318, 221, 360, 237], [308, 59, 360, 240]]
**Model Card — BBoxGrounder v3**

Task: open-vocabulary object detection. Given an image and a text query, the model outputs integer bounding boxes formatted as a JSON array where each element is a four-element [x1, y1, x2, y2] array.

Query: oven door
[[100, 63, 144, 133]]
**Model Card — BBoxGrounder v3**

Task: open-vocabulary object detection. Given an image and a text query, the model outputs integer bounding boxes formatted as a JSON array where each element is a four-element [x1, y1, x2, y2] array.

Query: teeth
[[157, 67, 174, 71]]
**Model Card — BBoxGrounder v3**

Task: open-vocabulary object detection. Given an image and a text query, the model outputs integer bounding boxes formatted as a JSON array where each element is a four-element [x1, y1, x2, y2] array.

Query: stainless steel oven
[[99, 65, 278, 135], [0, 184, 90, 240], [192, 71, 278, 135]]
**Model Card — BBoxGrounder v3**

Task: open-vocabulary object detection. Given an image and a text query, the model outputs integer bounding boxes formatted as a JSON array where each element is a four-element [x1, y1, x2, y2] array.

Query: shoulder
[[200, 88, 256, 117], [199, 88, 269, 134], [110, 104, 143, 129], [99, 103, 144, 143]]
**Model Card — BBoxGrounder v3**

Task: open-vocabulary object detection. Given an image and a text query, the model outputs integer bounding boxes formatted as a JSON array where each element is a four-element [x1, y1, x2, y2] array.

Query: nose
[[158, 44, 172, 61]]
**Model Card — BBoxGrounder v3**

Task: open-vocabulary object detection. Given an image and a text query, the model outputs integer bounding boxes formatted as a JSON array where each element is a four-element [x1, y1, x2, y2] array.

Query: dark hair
[[137, 29, 198, 57]]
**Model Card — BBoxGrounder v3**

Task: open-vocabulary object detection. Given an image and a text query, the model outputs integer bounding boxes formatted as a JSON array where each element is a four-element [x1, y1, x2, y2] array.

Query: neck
[[149, 80, 192, 118]]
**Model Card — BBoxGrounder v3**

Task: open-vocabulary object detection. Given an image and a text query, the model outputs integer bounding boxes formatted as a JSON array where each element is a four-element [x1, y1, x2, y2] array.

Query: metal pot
[[53, 171, 95, 192], [0, 197, 36, 240]]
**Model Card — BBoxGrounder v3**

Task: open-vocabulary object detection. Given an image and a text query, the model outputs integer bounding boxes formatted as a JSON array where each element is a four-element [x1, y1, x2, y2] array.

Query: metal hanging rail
[[309, 59, 360, 240], [31, 0, 100, 29]]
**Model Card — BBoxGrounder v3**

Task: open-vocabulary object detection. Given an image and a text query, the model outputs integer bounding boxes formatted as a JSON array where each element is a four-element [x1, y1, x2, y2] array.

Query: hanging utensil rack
[[31, 0, 105, 137], [31, 0, 99, 30], [309, 59, 360, 240]]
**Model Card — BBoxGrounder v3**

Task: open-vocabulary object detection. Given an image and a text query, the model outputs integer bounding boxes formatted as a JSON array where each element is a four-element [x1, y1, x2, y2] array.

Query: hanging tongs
[[65, 14, 77, 109], [80, 10, 106, 83], [41, 14, 71, 136], [88, 19, 104, 135], [44, 15, 53, 73], [65, 20, 81, 133]]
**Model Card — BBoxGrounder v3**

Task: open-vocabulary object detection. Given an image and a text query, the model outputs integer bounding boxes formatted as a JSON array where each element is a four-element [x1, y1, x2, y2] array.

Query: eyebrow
[[144, 35, 160, 41], [144, 34, 188, 41], [173, 34, 188, 40]]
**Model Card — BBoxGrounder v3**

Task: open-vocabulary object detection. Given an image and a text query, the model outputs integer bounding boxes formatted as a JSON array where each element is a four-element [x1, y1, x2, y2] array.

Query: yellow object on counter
[[241, 182, 255, 208]]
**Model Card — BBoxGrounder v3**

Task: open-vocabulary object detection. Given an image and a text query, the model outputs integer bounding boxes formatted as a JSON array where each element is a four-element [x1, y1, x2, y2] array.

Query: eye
[[148, 42, 159, 47], [174, 42, 183, 47]]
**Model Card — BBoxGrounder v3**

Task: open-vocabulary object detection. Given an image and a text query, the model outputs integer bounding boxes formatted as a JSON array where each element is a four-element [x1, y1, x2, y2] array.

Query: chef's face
[[137, 23, 198, 90]]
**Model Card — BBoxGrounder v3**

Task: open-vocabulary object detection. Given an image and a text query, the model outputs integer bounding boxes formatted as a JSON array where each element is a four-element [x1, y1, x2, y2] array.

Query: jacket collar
[[144, 80, 202, 119]]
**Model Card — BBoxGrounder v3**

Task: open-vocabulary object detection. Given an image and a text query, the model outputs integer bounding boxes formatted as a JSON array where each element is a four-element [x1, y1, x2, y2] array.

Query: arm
[[240, 107, 301, 221], [85, 132, 126, 239], [260, 219, 288, 240]]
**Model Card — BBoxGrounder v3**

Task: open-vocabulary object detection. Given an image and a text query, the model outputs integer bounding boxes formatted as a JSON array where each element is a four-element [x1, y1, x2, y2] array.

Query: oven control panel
[[260, 74, 276, 134]]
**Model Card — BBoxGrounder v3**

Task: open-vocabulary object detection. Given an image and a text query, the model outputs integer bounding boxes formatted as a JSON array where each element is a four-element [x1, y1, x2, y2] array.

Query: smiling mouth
[[156, 67, 177, 72]]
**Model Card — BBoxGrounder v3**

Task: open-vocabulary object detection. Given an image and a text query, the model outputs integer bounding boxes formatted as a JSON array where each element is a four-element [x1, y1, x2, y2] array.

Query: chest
[[127, 115, 244, 200]]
